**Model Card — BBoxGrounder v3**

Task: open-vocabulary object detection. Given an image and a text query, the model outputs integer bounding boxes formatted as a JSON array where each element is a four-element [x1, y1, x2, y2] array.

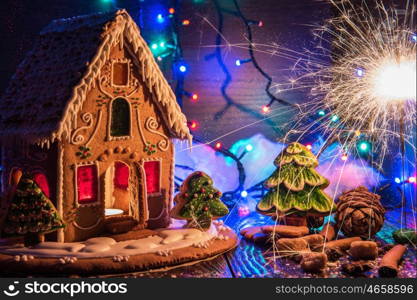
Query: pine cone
[[335, 186, 385, 239]]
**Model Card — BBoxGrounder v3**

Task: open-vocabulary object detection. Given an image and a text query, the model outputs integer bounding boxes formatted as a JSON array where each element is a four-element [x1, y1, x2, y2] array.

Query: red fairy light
[[261, 105, 270, 113], [189, 121, 198, 130]]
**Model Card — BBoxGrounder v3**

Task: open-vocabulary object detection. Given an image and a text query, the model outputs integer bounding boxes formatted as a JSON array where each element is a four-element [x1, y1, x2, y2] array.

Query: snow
[[0, 222, 222, 259], [175, 133, 383, 197]]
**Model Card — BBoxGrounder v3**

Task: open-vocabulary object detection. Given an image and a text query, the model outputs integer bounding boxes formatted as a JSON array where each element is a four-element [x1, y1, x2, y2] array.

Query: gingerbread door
[[143, 160, 169, 228], [104, 161, 131, 217]]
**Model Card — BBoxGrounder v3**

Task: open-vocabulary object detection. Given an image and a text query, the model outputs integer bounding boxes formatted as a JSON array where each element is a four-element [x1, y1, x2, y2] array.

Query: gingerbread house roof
[[0, 9, 191, 147]]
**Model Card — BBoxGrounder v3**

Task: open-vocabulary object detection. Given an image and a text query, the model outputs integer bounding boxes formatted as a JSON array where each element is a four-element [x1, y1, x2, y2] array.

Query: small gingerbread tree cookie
[[171, 171, 229, 230], [2, 174, 64, 245], [257, 142, 334, 225]]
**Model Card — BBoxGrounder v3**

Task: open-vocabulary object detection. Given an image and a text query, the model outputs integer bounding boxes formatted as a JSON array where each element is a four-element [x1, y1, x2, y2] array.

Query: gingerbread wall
[[61, 40, 175, 242]]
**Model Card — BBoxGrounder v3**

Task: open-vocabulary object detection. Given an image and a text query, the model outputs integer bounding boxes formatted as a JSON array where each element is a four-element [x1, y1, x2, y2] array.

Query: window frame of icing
[[141, 157, 162, 197], [111, 58, 131, 88], [107, 97, 132, 141], [74, 161, 100, 208]]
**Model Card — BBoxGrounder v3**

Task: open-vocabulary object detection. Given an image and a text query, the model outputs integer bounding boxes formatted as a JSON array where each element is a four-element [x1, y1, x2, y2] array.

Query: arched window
[[33, 171, 50, 198], [110, 98, 130, 137]]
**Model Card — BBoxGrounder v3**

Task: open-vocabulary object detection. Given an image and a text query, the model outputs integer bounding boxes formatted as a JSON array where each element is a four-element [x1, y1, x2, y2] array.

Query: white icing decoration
[[70, 113, 94, 145], [0, 223, 224, 258], [57, 143, 64, 242], [85, 109, 102, 146], [145, 117, 170, 151], [135, 108, 147, 145], [97, 76, 114, 100]]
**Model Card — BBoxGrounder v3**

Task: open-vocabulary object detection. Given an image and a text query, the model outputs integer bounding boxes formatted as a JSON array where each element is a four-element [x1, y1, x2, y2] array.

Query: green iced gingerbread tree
[[171, 171, 229, 230], [257, 142, 334, 220], [2, 174, 64, 244]]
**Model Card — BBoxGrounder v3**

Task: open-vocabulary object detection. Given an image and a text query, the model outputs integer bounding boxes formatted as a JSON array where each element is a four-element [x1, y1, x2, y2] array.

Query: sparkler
[[308, 0, 414, 154], [294, 0, 416, 231]]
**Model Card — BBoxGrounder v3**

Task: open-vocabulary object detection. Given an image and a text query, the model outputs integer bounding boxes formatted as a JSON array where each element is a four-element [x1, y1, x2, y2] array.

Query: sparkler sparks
[[290, 0, 416, 165], [370, 58, 416, 102]]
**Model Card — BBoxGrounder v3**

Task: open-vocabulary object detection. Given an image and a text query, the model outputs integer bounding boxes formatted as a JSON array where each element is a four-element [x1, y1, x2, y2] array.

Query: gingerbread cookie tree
[[171, 171, 229, 230], [2, 175, 64, 245], [257, 142, 333, 225]]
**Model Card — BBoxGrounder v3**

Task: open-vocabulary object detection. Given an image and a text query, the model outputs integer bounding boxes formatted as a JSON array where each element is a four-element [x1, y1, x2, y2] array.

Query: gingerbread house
[[0, 10, 191, 242]]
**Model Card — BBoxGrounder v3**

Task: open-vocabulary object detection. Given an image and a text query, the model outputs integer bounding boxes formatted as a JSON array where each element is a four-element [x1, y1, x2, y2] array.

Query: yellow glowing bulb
[[371, 58, 416, 102]]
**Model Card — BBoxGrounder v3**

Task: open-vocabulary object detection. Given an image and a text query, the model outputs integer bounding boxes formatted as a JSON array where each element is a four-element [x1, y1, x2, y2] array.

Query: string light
[[188, 121, 198, 130], [150, 41, 168, 55], [394, 176, 416, 184], [245, 144, 254, 152], [168, 8, 175, 14], [318, 110, 326, 116], [179, 65, 187, 73], [341, 153, 348, 161], [182, 19, 190, 26], [305, 144, 312, 150], [358, 141, 371, 153], [215, 142, 222, 149], [235, 58, 251, 66], [210, 0, 294, 121], [191, 93, 199, 101], [240, 190, 248, 197], [261, 105, 270, 113], [156, 13, 165, 23], [331, 115, 339, 122]]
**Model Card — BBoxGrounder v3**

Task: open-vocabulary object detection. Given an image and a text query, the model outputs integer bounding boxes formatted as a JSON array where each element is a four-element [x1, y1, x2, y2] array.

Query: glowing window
[[33, 172, 50, 198], [114, 162, 129, 190], [144, 161, 160, 194], [77, 165, 98, 204]]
